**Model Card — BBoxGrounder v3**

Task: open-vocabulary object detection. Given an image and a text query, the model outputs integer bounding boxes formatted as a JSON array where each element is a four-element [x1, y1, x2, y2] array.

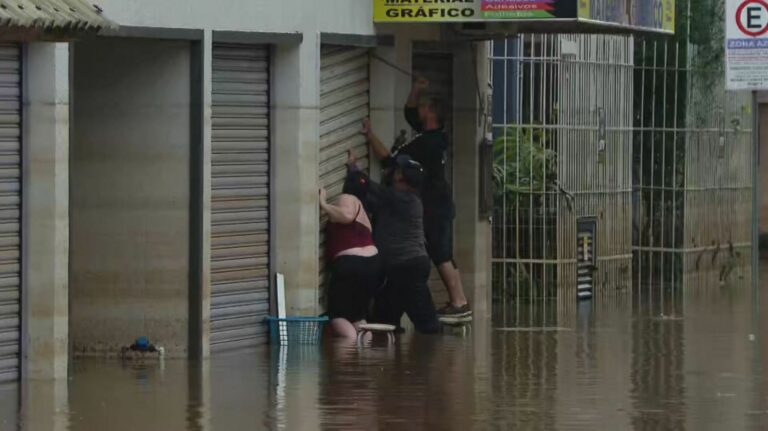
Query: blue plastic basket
[[265, 316, 328, 345]]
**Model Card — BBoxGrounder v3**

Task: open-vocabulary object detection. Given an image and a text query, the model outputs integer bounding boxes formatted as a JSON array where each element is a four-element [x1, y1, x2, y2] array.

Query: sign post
[[726, 0, 764, 326]]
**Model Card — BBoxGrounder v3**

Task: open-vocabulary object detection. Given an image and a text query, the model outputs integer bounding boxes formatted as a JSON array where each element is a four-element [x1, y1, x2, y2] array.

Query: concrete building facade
[[3, 0, 492, 380]]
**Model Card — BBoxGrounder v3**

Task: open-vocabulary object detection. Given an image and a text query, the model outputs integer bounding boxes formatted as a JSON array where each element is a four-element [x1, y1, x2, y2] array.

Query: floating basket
[[265, 316, 328, 345]]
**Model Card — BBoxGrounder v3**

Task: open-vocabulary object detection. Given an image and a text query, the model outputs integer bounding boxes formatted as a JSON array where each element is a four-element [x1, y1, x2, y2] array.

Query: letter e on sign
[[737, 0, 768, 36]]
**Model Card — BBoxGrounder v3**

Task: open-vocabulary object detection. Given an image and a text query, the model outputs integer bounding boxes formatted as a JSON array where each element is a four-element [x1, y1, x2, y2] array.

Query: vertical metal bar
[[683, 0, 693, 293], [660, 41, 668, 307], [671, 41, 680, 297], [502, 39, 509, 302], [752, 90, 759, 314], [649, 41, 658, 302], [542, 35, 549, 300], [544, 35, 549, 301], [516, 35, 523, 306], [638, 40, 646, 298], [529, 34, 535, 302]]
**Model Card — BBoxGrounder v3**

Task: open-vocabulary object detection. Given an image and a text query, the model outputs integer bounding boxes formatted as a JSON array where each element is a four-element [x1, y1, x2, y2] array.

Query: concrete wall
[[272, 35, 323, 316], [70, 38, 191, 356], [95, 0, 375, 35]]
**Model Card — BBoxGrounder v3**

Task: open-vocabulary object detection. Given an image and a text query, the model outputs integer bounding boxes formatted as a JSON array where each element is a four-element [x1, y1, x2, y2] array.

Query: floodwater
[[1, 284, 767, 430]]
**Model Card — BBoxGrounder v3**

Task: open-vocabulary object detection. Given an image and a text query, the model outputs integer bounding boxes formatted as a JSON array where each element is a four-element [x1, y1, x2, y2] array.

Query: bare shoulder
[[336, 193, 361, 208]]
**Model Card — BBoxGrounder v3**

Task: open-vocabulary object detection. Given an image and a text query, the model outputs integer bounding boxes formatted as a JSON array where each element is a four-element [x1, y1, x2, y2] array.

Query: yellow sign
[[374, 0, 479, 22], [373, 0, 560, 22], [577, 0, 589, 20], [373, 0, 674, 33], [663, 0, 675, 32]]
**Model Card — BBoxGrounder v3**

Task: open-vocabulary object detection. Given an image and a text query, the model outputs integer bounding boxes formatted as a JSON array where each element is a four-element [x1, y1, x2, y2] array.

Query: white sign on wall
[[726, 0, 768, 90]]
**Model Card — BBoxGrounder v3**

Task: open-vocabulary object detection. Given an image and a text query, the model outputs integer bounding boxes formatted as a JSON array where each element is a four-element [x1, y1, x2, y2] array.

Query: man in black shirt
[[362, 76, 471, 319]]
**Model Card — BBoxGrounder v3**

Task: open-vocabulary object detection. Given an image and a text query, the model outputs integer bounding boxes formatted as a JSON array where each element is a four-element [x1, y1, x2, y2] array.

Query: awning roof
[[0, 0, 116, 31]]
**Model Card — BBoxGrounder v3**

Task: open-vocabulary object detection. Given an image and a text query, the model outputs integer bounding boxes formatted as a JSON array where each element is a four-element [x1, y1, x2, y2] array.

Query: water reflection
[[0, 283, 765, 430], [0, 383, 18, 430], [630, 289, 686, 431]]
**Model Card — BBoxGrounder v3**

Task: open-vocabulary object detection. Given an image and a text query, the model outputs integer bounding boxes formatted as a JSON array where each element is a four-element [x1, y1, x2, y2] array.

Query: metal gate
[[318, 45, 370, 298], [0, 44, 20, 382], [210, 43, 271, 351], [633, 37, 752, 291], [492, 8, 753, 307], [491, 34, 634, 305]]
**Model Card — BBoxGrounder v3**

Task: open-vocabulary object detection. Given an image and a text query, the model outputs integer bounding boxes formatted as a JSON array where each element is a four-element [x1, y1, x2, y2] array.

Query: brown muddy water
[[1, 284, 767, 430]]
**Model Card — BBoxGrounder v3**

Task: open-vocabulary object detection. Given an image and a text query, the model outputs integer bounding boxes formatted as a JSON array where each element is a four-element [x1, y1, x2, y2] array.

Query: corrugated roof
[[0, 0, 116, 31]]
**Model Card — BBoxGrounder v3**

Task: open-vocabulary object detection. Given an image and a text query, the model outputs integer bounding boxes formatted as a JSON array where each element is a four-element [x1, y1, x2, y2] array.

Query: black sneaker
[[436, 303, 472, 318]]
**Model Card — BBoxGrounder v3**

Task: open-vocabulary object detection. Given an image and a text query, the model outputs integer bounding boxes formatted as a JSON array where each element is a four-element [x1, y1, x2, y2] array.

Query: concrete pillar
[[452, 42, 493, 318], [195, 30, 214, 359], [22, 43, 70, 379], [21, 380, 69, 431], [272, 33, 321, 315]]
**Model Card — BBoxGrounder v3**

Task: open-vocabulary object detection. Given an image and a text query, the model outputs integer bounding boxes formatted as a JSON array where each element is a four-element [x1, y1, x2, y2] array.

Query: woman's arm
[[319, 189, 359, 224]]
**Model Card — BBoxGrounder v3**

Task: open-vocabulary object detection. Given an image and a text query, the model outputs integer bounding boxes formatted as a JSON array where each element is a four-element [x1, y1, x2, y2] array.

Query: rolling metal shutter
[[318, 46, 370, 292], [0, 44, 20, 382], [210, 43, 270, 352]]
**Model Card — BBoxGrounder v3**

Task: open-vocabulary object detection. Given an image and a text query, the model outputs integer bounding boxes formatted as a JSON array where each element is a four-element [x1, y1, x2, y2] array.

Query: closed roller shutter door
[[211, 43, 270, 352], [0, 44, 20, 382], [319, 46, 370, 294]]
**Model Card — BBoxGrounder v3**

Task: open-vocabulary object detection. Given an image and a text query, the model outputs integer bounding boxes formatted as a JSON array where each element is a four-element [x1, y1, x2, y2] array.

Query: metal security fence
[[491, 34, 634, 302], [632, 39, 687, 292], [491, 0, 754, 303], [633, 0, 752, 292]]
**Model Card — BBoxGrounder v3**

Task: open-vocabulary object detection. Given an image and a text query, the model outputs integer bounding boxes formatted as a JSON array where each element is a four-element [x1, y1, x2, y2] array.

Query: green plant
[[492, 125, 557, 209]]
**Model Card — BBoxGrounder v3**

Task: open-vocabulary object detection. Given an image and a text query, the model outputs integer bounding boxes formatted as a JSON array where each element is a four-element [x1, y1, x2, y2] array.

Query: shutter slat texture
[[319, 46, 371, 294], [0, 43, 20, 383], [211, 43, 271, 352]]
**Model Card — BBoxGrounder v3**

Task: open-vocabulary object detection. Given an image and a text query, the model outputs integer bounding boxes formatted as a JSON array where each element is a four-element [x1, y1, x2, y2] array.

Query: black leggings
[[373, 256, 440, 334], [327, 255, 382, 322]]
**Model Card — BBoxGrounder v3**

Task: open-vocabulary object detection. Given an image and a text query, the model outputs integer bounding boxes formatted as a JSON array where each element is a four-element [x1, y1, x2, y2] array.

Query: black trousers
[[327, 255, 382, 322], [373, 256, 440, 334]]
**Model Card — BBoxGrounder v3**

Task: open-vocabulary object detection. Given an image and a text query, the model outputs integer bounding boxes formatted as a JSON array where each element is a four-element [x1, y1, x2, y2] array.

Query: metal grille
[[318, 45, 371, 302], [210, 43, 271, 351], [492, 1, 754, 303], [0, 43, 20, 382], [633, 20, 753, 291], [491, 34, 634, 302]]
